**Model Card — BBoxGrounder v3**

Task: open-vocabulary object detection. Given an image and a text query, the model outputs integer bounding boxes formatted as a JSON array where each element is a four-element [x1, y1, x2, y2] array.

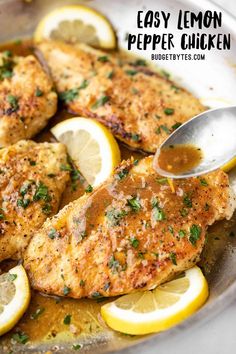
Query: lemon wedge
[[101, 266, 208, 335], [51, 117, 121, 187], [0, 265, 30, 336], [34, 5, 117, 49]]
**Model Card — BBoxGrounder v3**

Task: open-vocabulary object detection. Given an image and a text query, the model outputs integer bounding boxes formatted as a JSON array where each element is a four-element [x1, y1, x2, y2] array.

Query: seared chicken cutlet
[[37, 41, 205, 153], [0, 51, 57, 146], [0, 140, 69, 261], [24, 157, 234, 298]]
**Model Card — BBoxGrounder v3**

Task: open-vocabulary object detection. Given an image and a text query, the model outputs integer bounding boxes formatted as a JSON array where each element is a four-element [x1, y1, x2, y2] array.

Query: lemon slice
[[221, 157, 236, 173], [34, 5, 117, 49], [0, 265, 30, 336], [101, 266, 208, 335], [51, 117, 121, 187]]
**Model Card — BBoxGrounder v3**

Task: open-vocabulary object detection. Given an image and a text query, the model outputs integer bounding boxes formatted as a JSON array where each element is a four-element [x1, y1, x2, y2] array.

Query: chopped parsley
[[171, 84, 180, 93], [180, 208, 188, 217], [160, 124, 170, 134], [63, 285, 71, 296], [183, 193, 192, 208], [63, 314, 72, 325], [152, 198, 166, 221], [128, 196, 142, 212], [72, 344, 82, 350], [160, 70, 170, 79], [106, 208, 127, 226], [200, 178, 208, 186], [0, 55, 15, 81], [168, 225, 174, 234], [7, 95, 19, 111], [48, 228, 60, 239], [178, 230, 186, 238], [29, 160, 36, 166], [33, 181, 51, 202], [20, 181, 31, 196], [98, 55, 109, 62], [130, 237, 139, 248], [116, 167, 129, 180], [133, 59, 147, 66], [108, 255, 120, 272], [42, 203, 52, 215], [153, 207, 165, 221], [125, 69, 138, 76], [92, 95, 109, 109], [79, 79, 89, 90], [85, 185, 93, 193], [131, 87, 139, 94], [91, 291, 102, 299], [3, 50, 12, 58], [61, 158, 85, 191], [17, 198, 30, 209], [59, 88, 79, 103], [107, 70, 114, 79], [12, 332, 29, 344], [151, 197, 159, 208], [79, 279, 85, 287], [169, 252, 177, 265], [172, 122, 182, 130], [204, 203, 210, 211], [8, 273, 17, 281], [131, 133, 140, 142], [30, 307, 45, 320], [60, 164, 72, 171], [103, 282, 110, 291], [164, 108, 174, 115], [35, 87, 43, 97], [156, 177, 168, 184], [156, 125, 170, 134], [189, 224, 201, 245]]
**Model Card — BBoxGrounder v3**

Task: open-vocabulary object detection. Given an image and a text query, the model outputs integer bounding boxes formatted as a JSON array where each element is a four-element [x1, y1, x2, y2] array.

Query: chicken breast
[[36, 41, 205, 153], [0, 51, 57, 146], [24, 156, 235, 299], [0, 140, 69, 261]]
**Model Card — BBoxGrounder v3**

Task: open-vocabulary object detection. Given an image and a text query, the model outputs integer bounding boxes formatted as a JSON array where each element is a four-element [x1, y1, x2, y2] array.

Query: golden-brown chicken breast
[[37, 41, 205, 153], [24, 157, 235, 299], [0, 140, 70, 261], [0, 51, 57, 146]]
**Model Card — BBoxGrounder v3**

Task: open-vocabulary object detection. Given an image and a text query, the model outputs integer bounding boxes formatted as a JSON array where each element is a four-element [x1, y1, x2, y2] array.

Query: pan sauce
[[157, 144, 203, 174], [0, 39, 235, 352]]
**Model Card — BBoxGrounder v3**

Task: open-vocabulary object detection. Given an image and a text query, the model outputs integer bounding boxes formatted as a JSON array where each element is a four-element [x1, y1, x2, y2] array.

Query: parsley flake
[[164, 108, 174, 115], [7, 94, 19, 111], [189, 224, 201, 245], [63, 314, 72, 325], [92, 95, 109, 109], [128, 196, 142, 212], [169, 252, 177, 265], [130, 237, 139, 248]]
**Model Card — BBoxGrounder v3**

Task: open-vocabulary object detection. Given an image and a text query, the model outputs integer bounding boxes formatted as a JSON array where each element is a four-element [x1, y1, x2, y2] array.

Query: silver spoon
[[153, 106, 236, 178]]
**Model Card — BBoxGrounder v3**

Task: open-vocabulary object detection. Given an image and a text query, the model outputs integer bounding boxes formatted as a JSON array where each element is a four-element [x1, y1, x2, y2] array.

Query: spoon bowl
[[153, 106, 236, 178]]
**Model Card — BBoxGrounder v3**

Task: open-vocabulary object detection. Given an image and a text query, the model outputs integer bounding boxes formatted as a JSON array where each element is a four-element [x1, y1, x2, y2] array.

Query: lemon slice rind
[[0, 265, 30, 336], [34, 5, 117, 49], [101, 266, 208, 335], [51, 117, 120, 187]]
